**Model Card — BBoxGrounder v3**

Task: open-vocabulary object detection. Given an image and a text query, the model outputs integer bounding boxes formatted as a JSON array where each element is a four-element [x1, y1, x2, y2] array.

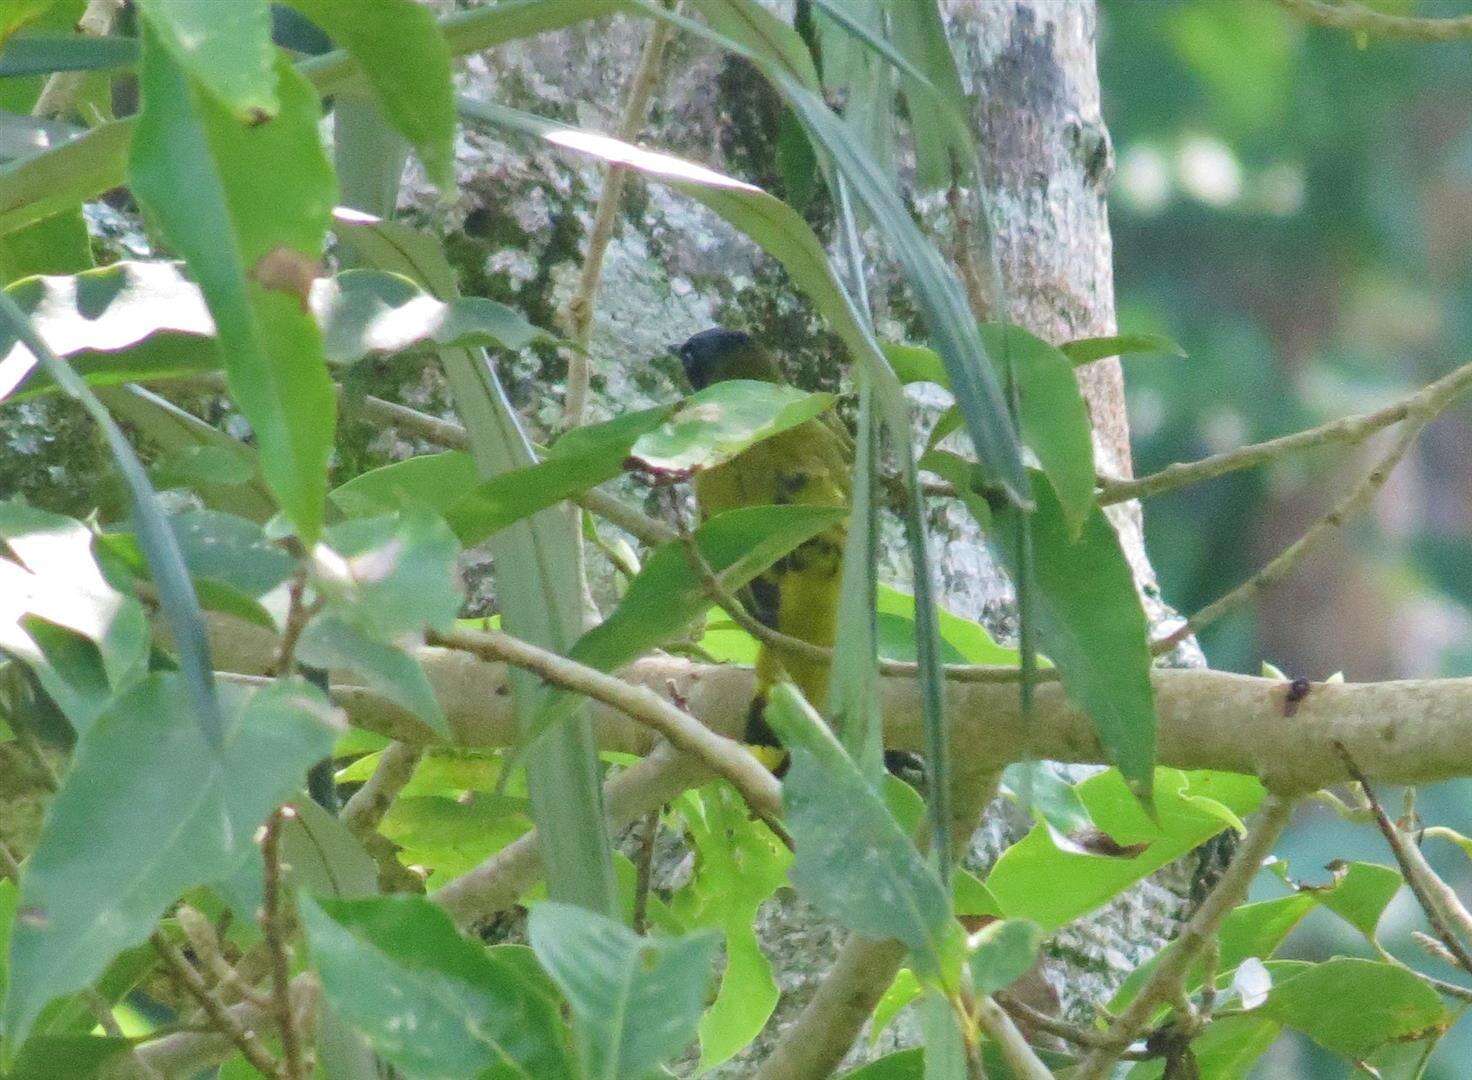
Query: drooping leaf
[[669, 784, 789, 1071], [986, 472, 1157, 801], [1060, 333, 1186, 367], [883, 0, 975, 191], [985, 770, 1265, 932], [302, 894, 573, 1079], [284, 0, 455, 187], [1257, 958, 1449, 1058], [129, 39, 336, 544], [528, 901, 718, 1080], [1299, 860, 1402, 939], [133, 0, 277, 121], [2, 674, 338, 1048], [967, 918, 1043, 996], [763, 684, 963, 985]]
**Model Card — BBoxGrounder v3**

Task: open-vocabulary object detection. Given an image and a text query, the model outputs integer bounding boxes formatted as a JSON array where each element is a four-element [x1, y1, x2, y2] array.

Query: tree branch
[[427, 626, 784, 831], [340, 740, 422, 837], [1275, 0, 1472, 41], [1098, 359, 1472, 507], [199, 610, 1472, 793], [1154, 405, 1430, 653], [1074, 794, 1296, 1079]]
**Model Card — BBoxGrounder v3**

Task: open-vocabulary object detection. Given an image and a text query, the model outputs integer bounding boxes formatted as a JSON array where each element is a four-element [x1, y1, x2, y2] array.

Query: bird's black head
[[675, 327, 779, 390], [676, 328, 752, 391]]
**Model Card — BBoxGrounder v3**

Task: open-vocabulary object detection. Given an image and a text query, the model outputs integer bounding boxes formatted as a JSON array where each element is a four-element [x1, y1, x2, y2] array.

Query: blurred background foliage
[[1100, 3, 1472, 1074]]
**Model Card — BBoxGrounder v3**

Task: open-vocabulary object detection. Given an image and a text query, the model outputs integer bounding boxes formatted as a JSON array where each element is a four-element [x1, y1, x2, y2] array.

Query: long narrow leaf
[[0, 290, 223, 750], [628, 0, 1026, 505], [333, 211, 619, 918], [129, 37, 336, 544]]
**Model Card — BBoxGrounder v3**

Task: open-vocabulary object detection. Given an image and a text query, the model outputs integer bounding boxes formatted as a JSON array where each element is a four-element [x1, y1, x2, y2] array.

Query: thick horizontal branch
[[205, 615, 1472, 793]]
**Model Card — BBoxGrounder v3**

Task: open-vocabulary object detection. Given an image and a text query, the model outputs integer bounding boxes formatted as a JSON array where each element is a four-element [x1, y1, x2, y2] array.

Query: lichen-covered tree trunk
[[389, 1, 1204, 1070]]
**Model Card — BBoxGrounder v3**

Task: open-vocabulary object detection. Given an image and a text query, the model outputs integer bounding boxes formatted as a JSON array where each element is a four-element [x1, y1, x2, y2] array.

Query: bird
[[676, 326, 851, 748]]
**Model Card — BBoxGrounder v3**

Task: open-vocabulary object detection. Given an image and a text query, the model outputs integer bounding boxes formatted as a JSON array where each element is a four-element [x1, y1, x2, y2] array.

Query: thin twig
[[1336, 743, 1472, 974], [1153, 409, 1431, 654], [152, 929, 285, 1079], [354, 392, 678, 547], [1074, 794, 1296, 1080], [31, 0, 124, 120], [559, 12, 674, 424], [175, 904, 271, 1008], [1275, 0, 1472, 41], [340, 740, 422, 837], [426, 626, 787, 837], [631, 807, 660, 935], [1100, 359, 1472, 507], [971, 992, 1057, 1079], [261, 807, 307, 1080], [270, 571, 319, 677], [995, 991, 1129, 1050]]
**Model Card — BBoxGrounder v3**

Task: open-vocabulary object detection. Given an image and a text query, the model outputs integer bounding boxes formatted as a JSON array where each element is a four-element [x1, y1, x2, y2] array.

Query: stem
[[1153, 408, 1431, 653], [427, 626, 786, 834], [1074, 794, 1296, 1079], [31, 0, 124, 120], [1275, 0, 1472, 40], [340, 740, 422, 837], [1100, 359, 1472, 507], [261, 807, 307, 1080], [1336, 744, 1472, 974], [152, 929, 285, 1080]]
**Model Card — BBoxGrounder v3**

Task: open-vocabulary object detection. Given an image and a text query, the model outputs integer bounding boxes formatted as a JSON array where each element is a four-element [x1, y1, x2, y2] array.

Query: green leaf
[[829, 381, 882, 773], [129, 39, 336, 544], [332, 95, 410, 222], [670, 784, 788, 1070], [571, 504, 847, 675], [94, 385, 279, 523], [318, 510, 463, 641], [331, 211, 617, 918], [0, 33, 136, 77], [629, 380, 837, 476], [897, 326, 1096, 535], [0, 502, 151, 721], [977, 324, 1095, 535], [284, 0, 455, 188], [298, 615, 447, 736], [1060, 333, 1186, 367], [1300, 860, 1402, 939], [133, 0, 276, 121], [986, 770, 1265, 932], [2, 674, 338, 1048], [764, 684, 962, 985], [882, 0, 974, 191], [1257, 957, 1449, 1057], [987, 474, 1157, 802], [0, 261, 214, 403], [0, 1036, 131, 1079], [316, 268, 551, 362], [1124, 1013, 1279, 1080], [966, 918, 1042, 995], [0, 208, 89, 287], [380, 794, 529, 885], [302, 894, 573, 1079], [528, 901, 719, 1080]]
